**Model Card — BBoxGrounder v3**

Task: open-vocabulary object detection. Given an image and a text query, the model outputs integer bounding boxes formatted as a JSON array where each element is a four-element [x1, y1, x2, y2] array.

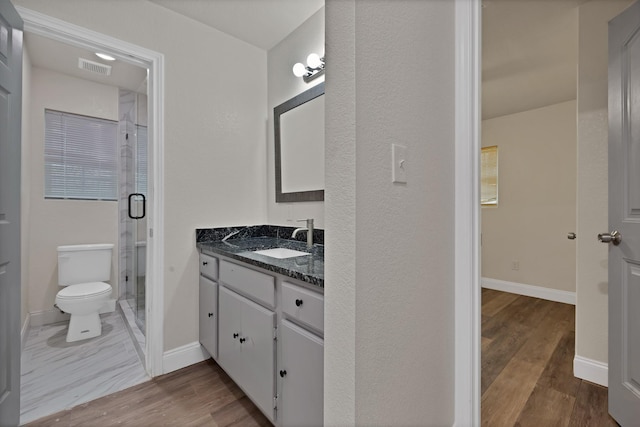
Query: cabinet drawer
[[282, 282, 324, 333], [220, 260, 275, 308], [199, 253, 218, 280]]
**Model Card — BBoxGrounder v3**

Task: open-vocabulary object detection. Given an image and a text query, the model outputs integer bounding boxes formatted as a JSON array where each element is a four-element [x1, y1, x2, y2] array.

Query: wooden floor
[[26, 289, 618, 426], [24, 359, 270, 427], [482, 288, 618, 426]]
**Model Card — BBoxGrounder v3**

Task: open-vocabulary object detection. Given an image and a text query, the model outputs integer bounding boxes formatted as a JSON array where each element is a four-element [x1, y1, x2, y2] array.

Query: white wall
[[325, 1, 455, 424], [14, 0, 268, 351], [482, 100, 577, 293], [26, 67, 120, 315], [575, 0, 633, 366], [267, 7, 325, 228], [21, 43, 32, 328]]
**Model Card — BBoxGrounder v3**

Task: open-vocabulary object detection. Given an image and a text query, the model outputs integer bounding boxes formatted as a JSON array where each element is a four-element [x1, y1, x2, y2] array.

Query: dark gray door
[[608, 1, 640, 424], [0, 0, 22, 425]]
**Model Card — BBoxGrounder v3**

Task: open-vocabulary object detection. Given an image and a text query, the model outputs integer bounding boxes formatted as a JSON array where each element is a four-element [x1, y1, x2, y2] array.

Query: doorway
[[17, 6, 165, 376]]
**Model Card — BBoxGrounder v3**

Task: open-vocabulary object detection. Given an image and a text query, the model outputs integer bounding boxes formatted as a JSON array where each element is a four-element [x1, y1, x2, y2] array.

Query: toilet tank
[[57, 244, 114, 286]]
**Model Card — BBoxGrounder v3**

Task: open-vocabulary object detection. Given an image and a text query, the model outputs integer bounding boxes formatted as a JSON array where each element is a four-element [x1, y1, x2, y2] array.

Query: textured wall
[[325, 0, 456, 424], [482, 100, 577, 292]]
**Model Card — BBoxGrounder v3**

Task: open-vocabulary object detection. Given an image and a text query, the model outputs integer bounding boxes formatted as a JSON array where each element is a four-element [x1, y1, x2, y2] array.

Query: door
[[608, 2, 640, 424], [0, 1, 22, 425], [198, 275, 218, 359], [279, 320, 323, 427]]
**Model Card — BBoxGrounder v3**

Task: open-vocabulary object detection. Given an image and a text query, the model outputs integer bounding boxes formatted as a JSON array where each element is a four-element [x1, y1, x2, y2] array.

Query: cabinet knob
[[208, 312, 214, 317], [279, 370, 287, 378], [239, 337, 246, 343], [202, 261, 208, 265], [233, 333, 239, 339], [295, 299, 303, 307]]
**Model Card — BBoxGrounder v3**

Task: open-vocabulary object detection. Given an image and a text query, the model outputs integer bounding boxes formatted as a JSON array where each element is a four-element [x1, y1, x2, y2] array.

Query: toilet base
[[66, 312, 102, 342]]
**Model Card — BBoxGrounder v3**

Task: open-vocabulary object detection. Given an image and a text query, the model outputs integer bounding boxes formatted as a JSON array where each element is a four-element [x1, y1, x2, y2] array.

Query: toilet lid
[[57, 282, 112, 299]]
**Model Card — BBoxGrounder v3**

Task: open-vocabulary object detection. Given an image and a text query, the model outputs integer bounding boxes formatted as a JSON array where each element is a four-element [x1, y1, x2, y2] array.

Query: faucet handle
[[297, 218, 314, 225]]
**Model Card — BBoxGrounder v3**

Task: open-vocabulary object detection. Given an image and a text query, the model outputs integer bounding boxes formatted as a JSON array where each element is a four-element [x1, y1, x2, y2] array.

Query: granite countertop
[[197, 228, 324, 288]]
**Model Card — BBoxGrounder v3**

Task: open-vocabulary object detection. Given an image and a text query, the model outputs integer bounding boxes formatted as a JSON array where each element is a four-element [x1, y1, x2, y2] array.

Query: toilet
[[55, 243, 114, 342]]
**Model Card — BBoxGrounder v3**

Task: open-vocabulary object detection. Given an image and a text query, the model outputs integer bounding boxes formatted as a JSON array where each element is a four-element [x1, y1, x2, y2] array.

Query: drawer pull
[[295, 299, 303, 307], [208, 312, 214, 317], [239, 337, 246, 343], [202, 261, 208, 265], [279, 370, 287, 378], [233, 333, 239, 339]]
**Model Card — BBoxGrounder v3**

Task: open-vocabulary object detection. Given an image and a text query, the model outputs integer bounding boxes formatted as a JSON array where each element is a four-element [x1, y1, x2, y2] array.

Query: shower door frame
[[18, 7, 166, 378]]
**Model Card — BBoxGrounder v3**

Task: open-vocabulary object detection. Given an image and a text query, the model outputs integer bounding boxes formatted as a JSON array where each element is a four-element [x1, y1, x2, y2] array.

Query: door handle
[[567, 232, 576, 240], [128, 193, 146, 219], [598, 231, 622, 245]]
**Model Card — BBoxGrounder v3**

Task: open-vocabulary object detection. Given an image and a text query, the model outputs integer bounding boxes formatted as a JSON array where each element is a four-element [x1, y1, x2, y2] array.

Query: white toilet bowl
[[55, 282, 112, 342], [56, 244, 114, 343]]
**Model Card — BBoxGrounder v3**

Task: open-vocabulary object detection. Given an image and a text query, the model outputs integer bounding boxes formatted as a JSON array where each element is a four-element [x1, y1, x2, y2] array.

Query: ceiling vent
[[78, 58, 112, 76]]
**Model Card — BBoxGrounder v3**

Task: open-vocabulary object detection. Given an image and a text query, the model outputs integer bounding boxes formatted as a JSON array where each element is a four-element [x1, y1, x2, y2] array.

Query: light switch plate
[[392, 144, 407, 183]]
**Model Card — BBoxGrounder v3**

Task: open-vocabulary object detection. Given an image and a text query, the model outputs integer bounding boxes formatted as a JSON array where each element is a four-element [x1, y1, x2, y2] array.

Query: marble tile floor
[[118, 300, 145, 364], [20, 311, 149, 425]]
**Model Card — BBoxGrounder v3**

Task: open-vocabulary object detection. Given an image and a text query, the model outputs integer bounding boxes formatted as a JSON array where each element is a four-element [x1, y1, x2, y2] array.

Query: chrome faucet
[[292, 218, 314, 249]]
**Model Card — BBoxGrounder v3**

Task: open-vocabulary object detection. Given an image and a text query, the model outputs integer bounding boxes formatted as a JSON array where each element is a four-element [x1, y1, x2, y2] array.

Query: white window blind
[[481, 145, 498, 206], [45, 110, 118, 201], [135, 125, 148, 196]]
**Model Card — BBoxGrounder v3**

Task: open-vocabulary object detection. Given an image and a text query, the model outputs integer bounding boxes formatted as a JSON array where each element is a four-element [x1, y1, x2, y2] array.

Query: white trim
[[17, 6, 166, 378], [482, 277, 576, 305], [454, 0, 481, 425], [574, 355, 608, 387], [21, 313, 31, 351], [162, 342, 209, 375]]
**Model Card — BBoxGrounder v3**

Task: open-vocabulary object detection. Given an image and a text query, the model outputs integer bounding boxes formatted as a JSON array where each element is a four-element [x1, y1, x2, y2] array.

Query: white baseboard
[[482, 277, 576, 305], [29, 308, 70, 327], [162, 341, 210, 375], [574, 355, 608, 387], [21, 313, 31, 351]]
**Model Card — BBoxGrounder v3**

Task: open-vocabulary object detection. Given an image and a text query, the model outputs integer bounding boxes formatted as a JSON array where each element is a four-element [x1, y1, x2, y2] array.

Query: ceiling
[[482, 0, 582, 119], [24, 0, 581, 121], [25, 32, 148, 93], [148, 0, 324, 51]]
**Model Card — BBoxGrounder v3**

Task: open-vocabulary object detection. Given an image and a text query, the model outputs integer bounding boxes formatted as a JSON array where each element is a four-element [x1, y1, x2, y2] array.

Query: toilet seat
[[57, 282, 112, 300]]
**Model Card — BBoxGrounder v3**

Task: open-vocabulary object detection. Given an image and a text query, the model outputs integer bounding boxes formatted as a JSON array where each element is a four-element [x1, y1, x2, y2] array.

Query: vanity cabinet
[[218, 286, 276, 422], [198, 249, 323, 427], [199, 253, 219, 359]]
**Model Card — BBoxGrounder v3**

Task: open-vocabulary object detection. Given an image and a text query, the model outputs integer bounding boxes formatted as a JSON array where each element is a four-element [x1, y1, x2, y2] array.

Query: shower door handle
[[128, 193, 146, 219]]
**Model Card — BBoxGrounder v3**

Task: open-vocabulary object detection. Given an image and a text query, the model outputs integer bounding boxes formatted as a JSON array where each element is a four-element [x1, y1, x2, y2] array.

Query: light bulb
[[292, 62, 307, 77], [95, 52, 116, 61], [307, 53, 322, 69]]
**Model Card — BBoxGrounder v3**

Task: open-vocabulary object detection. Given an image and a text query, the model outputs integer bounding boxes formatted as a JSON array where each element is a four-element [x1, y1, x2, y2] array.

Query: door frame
[[16, 6, 166, 377], [454, 0, 481, 426]]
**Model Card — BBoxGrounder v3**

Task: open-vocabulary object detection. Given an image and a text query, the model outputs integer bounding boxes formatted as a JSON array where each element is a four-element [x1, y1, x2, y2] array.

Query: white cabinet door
[[218, 286, 276, 422], [240, 292, 276, 421], [218, 286, 244, 386], [198, 275, 218, 359], [279, 320, 323, 427]]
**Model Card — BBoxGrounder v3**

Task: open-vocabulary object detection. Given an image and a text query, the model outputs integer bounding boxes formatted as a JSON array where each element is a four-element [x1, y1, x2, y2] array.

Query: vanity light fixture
[[292, 53, 325, 83], [95, 52, 116, 61]]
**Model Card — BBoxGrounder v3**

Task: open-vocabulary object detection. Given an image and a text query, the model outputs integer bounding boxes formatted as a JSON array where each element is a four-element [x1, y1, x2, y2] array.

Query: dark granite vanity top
[[196, 225, 324, 288]]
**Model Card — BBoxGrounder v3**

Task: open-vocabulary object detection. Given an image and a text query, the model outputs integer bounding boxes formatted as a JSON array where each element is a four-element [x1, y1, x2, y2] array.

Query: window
[[44, 110, 118, 201], [481, 145, 498, 206], [135, 125, 147, 196]]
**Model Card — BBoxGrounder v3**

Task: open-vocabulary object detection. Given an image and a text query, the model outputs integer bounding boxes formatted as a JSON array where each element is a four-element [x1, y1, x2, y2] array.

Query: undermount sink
[[253, 247, 310, 259]]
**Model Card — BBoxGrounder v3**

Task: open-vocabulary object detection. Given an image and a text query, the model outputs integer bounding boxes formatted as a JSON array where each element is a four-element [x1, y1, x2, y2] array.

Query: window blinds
[[481, 145, 498, 205], [135, 125, 147, 196], [44, 109, 118, 200]]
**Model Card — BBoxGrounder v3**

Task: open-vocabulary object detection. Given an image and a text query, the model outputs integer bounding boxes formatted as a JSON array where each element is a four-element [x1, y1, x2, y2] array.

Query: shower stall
[[118, 89, 148, 350]]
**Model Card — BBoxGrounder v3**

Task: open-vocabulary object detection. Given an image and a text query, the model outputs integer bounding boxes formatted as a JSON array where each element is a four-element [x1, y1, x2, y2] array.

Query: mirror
[[274, 82, 324, 202]]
